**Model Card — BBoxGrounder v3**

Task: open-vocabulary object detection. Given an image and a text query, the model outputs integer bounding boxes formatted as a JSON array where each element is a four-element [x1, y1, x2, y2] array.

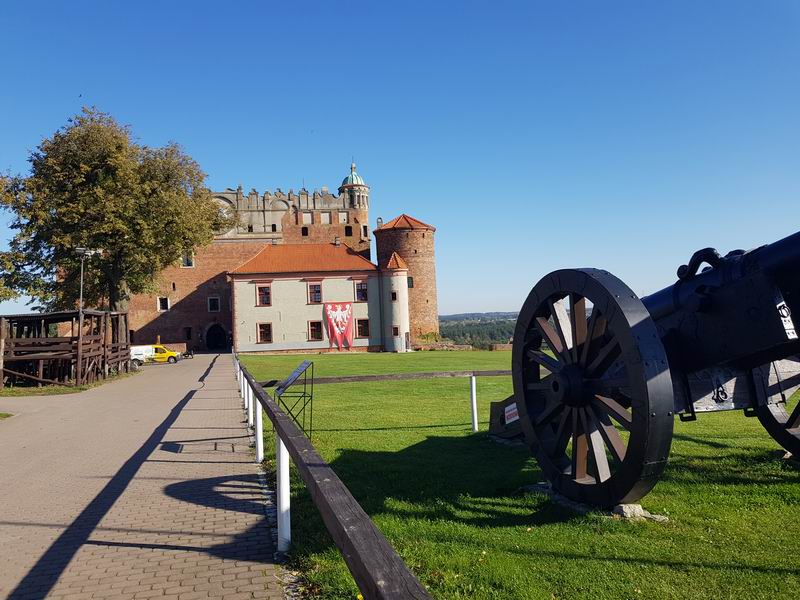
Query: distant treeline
[[439, 319, 516, 349]]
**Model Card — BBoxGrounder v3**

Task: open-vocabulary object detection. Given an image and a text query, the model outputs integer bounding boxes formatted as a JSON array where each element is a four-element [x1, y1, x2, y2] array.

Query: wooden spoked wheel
[[512, 269, 675, 506], [756, 357, 800, 457]]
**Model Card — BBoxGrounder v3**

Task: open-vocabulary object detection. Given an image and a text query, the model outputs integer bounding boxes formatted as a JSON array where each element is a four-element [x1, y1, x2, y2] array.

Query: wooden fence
[[0, 310, 131, 387], [232, 354, 432, 600]]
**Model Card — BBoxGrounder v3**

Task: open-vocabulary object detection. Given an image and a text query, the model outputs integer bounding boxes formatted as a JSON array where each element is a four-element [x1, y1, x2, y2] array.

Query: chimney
[[334, 236, 341, 247], [376, 217, 383, 229]]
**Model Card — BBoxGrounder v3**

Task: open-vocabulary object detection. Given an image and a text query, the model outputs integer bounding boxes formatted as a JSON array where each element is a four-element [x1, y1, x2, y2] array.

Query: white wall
[[233, 274, 385, 352], [381, 271, 411, 352]]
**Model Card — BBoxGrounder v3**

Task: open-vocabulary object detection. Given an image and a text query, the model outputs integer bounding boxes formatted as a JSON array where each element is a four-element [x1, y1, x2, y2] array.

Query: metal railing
[[231, 353, 431, 600]]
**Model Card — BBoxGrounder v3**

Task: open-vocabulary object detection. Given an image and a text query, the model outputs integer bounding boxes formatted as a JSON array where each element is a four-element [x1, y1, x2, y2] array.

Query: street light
[[75, 247, 101, 313]]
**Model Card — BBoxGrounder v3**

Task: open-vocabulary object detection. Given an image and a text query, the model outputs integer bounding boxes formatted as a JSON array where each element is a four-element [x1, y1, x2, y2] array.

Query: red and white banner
[[324, 302, 354, 350]]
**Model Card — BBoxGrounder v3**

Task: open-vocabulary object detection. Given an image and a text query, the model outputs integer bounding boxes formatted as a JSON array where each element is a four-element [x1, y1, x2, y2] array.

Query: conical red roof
[[376, 214, 436, 232], [382, 251, 409, 270]]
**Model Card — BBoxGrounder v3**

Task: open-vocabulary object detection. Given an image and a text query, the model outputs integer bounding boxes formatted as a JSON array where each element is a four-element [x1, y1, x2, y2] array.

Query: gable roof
[[383, 251, 409, 270], [376, 213, 436, 232], [230, 243, 378, 275]]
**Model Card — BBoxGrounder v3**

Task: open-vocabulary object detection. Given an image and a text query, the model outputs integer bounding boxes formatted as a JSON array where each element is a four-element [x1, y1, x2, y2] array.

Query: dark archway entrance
[[206, 324, 227, 351]]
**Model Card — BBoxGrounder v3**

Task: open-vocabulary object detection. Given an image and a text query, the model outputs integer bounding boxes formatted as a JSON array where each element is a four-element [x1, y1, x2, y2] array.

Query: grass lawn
[[242, 351, 800, 600], [0, 412, 11, 420]]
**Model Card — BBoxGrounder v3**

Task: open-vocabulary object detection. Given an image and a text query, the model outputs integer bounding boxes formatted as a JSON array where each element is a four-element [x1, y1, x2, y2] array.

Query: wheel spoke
[[570, 295, 588, 363], [526, 380, 552, 391], [535, 396, 565, 426], [580, 407, 611, 482], [787, 398, 800, 430], [586, 376, 630, 394], [535, 316, 571, 364], [586, 337, 621, 377], [588, 404, 627, 463], [579, 310, 606, 368], [526, 348, 562, 373], [551, 408, 571, 458], [571, 409, 588, 480], [593, 394, 632, 429], [547, 298, 574, 363]]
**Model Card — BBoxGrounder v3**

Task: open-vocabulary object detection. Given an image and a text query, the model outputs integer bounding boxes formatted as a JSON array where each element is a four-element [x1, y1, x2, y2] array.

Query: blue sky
[[1, 1, 798, 314]]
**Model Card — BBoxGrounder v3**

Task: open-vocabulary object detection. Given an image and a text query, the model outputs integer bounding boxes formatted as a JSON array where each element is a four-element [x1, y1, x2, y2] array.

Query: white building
[[230, 241, 411, 353]]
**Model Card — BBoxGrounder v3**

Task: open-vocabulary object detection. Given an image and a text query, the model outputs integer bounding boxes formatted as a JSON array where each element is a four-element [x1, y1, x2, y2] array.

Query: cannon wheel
[[755, 358, 800, 457], [512, 269, 675, 507]]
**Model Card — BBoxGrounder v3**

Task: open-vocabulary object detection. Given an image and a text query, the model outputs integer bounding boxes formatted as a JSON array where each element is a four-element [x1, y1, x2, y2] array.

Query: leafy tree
[[0, 108, 234, 311]]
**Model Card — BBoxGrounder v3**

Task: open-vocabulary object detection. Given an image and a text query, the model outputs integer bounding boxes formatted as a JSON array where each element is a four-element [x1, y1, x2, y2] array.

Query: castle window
[[362, 225, 368, 238], [407, 277, 414, 289], [181, 250, 194, 268], [172, 282, 176, 291], [345, 225, 353, 237], [338, 211, 348, 224], [355, 281, 368, 302], [157, 297, 170, 312], [308, 283, 322, 304], [271, 224, 277, 232], [391, 291, 397, 302], [257, 323, 273, 344], [308, 321, 323, 341], [356, 319, 370, 338], [257, 285, 271, 306], [302, 212, 312, 224], [247, 224, 254, 232], [320, 212, 331, 225], [184, 327, 192, 341], [301, 226, 309, 237], [392, 326, 400, 337], [207, 296, 220, 312]]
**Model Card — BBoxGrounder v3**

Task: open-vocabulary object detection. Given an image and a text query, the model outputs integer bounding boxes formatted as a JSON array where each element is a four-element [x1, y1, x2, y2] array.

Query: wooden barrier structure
[[0, 310, 131, 388], [232, 354, 432, 600]]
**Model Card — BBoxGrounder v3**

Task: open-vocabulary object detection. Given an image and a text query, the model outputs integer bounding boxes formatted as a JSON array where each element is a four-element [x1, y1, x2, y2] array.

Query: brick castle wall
[[281, 207, 371, 257], [375, 227, 439, 344], [128, 241, 265, 350]]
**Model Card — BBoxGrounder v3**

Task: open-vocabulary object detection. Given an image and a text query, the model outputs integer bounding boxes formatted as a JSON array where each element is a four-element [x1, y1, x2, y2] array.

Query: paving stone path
[[0, 354, 283, 600]]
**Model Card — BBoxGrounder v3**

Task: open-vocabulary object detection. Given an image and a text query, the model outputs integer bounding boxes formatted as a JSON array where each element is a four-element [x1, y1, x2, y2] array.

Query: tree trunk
[[108, 278, 130, 312]]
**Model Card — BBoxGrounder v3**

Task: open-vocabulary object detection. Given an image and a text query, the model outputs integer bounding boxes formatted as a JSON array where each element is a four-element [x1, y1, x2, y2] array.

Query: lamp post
[[75, 248, 100, 313]]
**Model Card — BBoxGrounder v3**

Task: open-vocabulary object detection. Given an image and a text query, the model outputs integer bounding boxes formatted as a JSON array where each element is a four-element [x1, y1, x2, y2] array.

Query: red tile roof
[[383, 251, 409, 270], [376, 213, 436, 232], [230, 243, 377, 275]]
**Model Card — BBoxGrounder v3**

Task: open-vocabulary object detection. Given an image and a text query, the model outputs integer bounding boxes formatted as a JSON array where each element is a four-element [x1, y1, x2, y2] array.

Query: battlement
[[214, 184, 367, 212]]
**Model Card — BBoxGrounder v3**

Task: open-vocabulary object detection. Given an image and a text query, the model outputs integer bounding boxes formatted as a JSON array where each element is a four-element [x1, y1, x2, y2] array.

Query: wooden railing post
[[470, 374, 478, 432], [255, 398, 264, 463], [247, 383, 254, 428], [276, 435, 291, 552], [76, 311, 84, 385]]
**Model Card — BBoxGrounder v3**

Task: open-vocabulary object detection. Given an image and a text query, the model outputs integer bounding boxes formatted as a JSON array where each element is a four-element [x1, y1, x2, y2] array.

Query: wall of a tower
[[375, 229, 439, 344]]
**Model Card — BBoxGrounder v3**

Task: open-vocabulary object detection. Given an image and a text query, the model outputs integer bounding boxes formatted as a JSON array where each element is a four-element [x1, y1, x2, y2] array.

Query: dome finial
[[351, 160, 356, 173]]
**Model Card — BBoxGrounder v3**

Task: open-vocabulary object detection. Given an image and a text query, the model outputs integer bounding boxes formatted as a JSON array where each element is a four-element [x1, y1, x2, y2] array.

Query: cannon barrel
[[641, 230, 800, 373]]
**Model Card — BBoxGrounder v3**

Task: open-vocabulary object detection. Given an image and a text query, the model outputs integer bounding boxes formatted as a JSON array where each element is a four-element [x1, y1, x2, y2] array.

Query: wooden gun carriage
[[508, 230, 800, 506]]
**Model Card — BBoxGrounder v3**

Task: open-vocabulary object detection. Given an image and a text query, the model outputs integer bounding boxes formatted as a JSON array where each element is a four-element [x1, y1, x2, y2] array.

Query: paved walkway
[[0, 354, 283, 600]]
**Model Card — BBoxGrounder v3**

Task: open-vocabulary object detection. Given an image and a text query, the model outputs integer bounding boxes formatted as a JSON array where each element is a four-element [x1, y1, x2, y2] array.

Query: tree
[[0, 108, 235, 311]]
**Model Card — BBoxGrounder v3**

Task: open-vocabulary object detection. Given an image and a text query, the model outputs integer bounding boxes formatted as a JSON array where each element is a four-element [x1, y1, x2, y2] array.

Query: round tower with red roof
[[374, 214, 439, 345]]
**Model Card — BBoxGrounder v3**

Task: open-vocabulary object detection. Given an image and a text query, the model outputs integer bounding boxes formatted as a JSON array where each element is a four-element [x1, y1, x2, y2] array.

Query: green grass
[[0, 412, 12, 420], [242, 351, 800, 600]]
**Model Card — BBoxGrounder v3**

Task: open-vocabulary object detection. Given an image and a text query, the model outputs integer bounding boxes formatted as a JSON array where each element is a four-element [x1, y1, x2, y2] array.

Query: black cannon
[[508, 230, 800, 506]]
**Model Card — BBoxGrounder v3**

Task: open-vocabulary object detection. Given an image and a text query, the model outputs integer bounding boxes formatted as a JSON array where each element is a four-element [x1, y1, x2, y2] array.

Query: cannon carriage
[[508, 230, 800, 506]]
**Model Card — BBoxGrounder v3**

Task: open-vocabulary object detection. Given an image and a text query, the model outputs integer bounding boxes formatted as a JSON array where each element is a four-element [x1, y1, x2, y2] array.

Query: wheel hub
[[551, 364, 588, 408]]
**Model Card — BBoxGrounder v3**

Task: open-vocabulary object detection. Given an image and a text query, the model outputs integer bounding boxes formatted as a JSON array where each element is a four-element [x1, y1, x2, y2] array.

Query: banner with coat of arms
[[324, 302, 354, 350]]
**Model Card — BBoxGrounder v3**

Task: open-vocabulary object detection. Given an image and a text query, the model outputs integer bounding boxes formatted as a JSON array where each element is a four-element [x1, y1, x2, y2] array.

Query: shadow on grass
[[662, 448, 800, 486], [287, 433, 589, 560]]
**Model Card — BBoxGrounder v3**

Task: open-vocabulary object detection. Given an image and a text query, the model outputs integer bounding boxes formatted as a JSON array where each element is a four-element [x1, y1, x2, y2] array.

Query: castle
[[127, 163, 439, 352]]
